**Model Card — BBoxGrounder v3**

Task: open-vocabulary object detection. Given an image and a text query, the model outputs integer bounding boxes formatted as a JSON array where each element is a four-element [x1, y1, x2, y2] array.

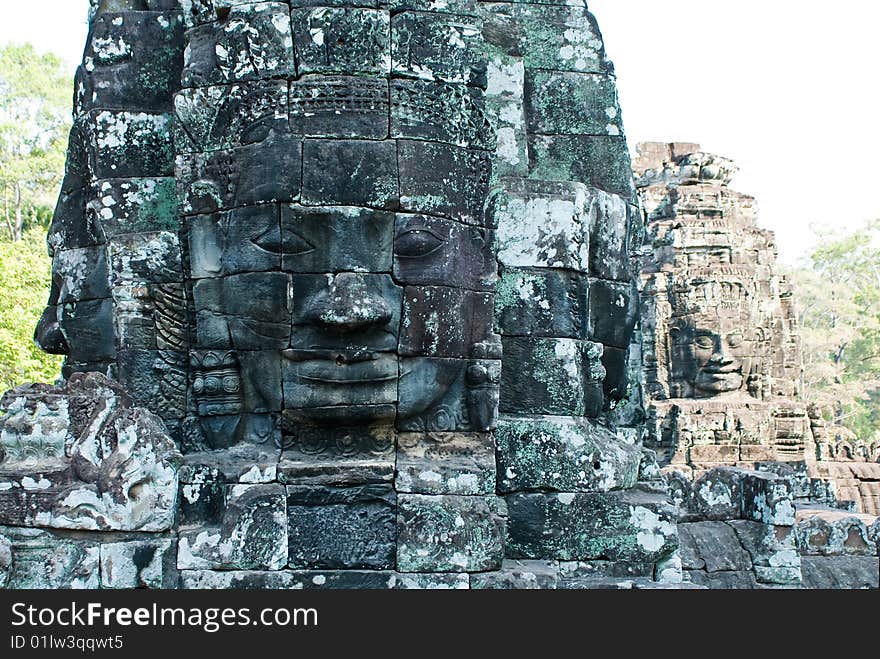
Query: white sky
[[2, 0, 879, 264]]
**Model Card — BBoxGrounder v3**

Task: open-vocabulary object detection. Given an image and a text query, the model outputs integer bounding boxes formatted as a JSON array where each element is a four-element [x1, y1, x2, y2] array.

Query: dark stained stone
[[193, 272, 291, 349], [186, 206, 282, 279], [500, 338, 602, 417], [685, 569, 757, 590], [398, 139, 492, 226], [800, 556, 879, 590], [393, 214, 496, 291], [676, 521, 752, 573], [80, 11, 184, 113], [301, 139, 399, 209], [287, 484, 396, 570], [176, 134, 303, 214], [400, 286, 494, 358], [281, 205, 394, 273], [59, 298, 116, 363], [588, 278, 639, 349]]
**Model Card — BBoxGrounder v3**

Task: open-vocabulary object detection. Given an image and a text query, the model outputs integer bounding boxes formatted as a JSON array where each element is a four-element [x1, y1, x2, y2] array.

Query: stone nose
[[710, 339, 733, 363], [34, 278, 69, 355], [313, 273, 393, 332]]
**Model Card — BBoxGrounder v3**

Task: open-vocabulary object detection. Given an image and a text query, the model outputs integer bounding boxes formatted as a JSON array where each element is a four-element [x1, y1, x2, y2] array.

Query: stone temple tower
[[634, 142, 880, 515]]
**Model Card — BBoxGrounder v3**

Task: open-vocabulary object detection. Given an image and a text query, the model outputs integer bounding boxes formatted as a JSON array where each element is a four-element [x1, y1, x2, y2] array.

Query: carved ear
[[465, 360, 499, 432]]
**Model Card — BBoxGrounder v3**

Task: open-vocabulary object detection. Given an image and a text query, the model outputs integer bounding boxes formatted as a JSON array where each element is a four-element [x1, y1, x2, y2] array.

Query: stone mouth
[[283, 352, 398, 385]]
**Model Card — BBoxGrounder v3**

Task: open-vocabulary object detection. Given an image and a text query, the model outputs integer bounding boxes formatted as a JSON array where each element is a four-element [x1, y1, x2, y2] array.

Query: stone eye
[[394, 229, 444, 258], [727, 333, 744, 348], [253, 225, 316, 255], [695, 335, 714, 350]]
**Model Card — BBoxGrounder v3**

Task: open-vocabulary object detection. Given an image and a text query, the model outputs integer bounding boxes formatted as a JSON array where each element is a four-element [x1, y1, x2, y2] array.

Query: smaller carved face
[[671, 312, 754, 398], [691, 322, 751, 396]]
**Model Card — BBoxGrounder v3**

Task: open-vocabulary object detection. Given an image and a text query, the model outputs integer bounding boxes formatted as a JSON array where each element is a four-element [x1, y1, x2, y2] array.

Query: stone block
[[391, 11, 485, 87], [85, 110, 175, 178], [292, 8, 391, 76], [0, 375, 180, 532], [398, 139, 491, 225], [494, 268, 588, 339], [483, 3, 611, 74], [588, 278, 638, 349], [527, 134, 634, 198], [399, 286, 493, 358], [499, 338, 601, 416], [394, 572, 470, 589], [173, 81, 288, 154], [395, 432, 495, 495], [495, 415, 641, 493], [278, 424, 395, 487], [397, 494, 505, 572], [524, 71, 622, 137], [0, 527, 100, 589], [393, 214, 496, 291], [176, 133, 302, 214], [180, 569, 395, 589], [287, 484, 396, 570], [59, 298, 116, 363], [107, 231, 183, 284], [800, 555, 880, 590], [493, 179, 590, 271], [90, 178, 179, 236], [676, 522, 751, 573], [301, 139, 399, 209], [186, 206, 282, 278], [80, 11, 184, 113], [397, 357, 492, 433], [741, 470, 795, 526], [391, 78, 494, 150], [470, 560, 559, 589], [505, 488, 677, 563], [484, 55, 527, 177], [689, 467, 744, 521], [177, 483, 288, 570], [182, 3, 295, 87], [281, 205, 394, 274], [193, 272, 291, 349], [290, 75, 389, 139], [100, 539, 177, 589], [287, 272, 401, 353]]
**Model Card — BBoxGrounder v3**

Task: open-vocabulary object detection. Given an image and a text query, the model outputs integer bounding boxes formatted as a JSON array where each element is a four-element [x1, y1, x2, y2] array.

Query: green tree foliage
[[0, 43, 71, 241], [0, 226, 62, 390], [787, 219, 880, 442]]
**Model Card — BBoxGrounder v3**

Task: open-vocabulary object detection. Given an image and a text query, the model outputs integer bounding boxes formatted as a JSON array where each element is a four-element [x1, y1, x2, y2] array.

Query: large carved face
[[171, 5, 499, 447]]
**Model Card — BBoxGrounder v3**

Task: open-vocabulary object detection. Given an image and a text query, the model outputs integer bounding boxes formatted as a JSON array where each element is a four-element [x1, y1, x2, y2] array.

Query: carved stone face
[[178, 71, 499, 444], [671, 311, 754, 398]]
